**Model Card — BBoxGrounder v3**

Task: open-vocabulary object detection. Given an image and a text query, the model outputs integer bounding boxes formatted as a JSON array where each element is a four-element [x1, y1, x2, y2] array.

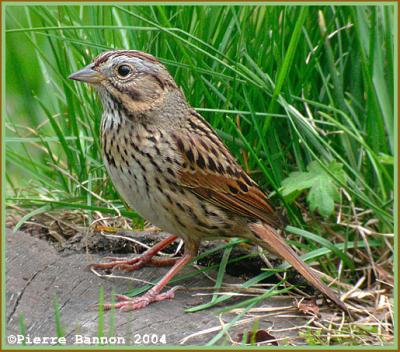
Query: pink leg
[[103, 251, 195, 311], [90, 235, 178, 271]]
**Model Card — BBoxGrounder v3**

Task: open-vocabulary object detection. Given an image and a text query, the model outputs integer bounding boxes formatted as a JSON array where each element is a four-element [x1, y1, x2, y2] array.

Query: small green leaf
[[281, 171, 315, 196], [280, 160, 346, 217], [307, 177, 337, 217]]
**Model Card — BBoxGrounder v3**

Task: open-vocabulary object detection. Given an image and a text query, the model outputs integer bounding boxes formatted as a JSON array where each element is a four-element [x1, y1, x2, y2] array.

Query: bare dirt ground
[[5, 228, 311, 347]]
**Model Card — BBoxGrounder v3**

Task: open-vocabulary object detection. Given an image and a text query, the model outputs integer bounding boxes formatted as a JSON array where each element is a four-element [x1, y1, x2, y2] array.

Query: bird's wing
[[171, 110, 282, 228], [171, 112, 348, 314]]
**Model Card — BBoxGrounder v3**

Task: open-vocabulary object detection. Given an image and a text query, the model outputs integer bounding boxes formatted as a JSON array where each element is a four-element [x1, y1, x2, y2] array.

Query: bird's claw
[[102, 287, 181, 312], [89, 255, 150, 272]]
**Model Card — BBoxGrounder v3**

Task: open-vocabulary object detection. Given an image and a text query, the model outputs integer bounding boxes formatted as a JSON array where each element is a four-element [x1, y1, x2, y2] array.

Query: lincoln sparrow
[[69, 50, 346, 312]]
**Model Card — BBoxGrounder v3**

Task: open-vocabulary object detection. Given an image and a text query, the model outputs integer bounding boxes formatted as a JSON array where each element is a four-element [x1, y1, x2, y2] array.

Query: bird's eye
[[116, 64, 132, 78]]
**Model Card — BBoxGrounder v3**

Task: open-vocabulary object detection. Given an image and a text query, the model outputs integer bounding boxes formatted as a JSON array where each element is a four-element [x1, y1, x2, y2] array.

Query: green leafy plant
[[281, 160, 346, 217]]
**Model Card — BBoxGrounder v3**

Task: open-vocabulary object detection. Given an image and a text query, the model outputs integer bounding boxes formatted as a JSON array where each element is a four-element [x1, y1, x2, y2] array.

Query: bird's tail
[[249, 222, 348, 313]]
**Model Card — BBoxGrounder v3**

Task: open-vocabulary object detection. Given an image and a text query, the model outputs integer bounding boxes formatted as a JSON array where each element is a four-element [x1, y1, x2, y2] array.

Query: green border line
[[1, 1, 398, 351], [1, 1, 398, 7], [2, 1, 6, 350]]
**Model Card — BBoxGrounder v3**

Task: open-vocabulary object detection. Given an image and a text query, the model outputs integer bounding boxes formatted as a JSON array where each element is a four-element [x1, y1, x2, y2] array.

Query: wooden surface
[[5, 228, 307, 347]]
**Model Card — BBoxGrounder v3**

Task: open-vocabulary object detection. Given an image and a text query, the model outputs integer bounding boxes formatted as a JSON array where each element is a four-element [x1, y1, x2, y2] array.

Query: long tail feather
[[249, 222, 349, 313]]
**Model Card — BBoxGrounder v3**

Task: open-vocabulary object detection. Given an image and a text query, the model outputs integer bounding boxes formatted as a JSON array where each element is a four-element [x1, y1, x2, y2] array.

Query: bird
[[68, 50, 347, 313]]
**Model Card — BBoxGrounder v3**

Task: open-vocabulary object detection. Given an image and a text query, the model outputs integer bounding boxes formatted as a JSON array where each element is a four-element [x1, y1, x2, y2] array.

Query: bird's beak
[[68, 64, 104, 84]]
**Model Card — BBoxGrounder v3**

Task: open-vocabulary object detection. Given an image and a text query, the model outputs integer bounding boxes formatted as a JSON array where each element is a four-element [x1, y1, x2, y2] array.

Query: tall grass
[[5, 4, 395, 344], [6, 5, 394, 220]]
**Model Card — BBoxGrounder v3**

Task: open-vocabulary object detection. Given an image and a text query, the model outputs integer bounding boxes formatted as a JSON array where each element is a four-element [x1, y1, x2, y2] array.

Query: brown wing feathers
[[172, 113, 282, 228], [172, 119, 347, 312]]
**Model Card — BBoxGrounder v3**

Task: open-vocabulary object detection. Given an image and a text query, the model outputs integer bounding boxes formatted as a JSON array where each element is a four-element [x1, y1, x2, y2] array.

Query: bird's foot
[[103, 287, 181, 312], [90, 253, 152, 271], [90, 254, 177, 272]]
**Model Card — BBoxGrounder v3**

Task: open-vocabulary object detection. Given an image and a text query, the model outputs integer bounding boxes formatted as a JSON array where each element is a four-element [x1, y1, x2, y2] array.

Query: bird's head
[[69, 50, 177, 115]]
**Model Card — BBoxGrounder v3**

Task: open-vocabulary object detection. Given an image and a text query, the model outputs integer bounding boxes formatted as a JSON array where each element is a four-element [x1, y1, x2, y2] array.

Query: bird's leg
[[103, 251, 195, 311], [90, 235, 178, 271]]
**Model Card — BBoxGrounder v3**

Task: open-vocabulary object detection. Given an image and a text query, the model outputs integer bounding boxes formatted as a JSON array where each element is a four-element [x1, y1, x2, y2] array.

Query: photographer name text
[[7, 334, 167, 345]]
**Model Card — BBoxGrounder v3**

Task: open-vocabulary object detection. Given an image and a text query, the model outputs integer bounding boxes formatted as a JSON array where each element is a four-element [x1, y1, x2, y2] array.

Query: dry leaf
[[295, 298, 320, 315], [235, 329, 278, 345]]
